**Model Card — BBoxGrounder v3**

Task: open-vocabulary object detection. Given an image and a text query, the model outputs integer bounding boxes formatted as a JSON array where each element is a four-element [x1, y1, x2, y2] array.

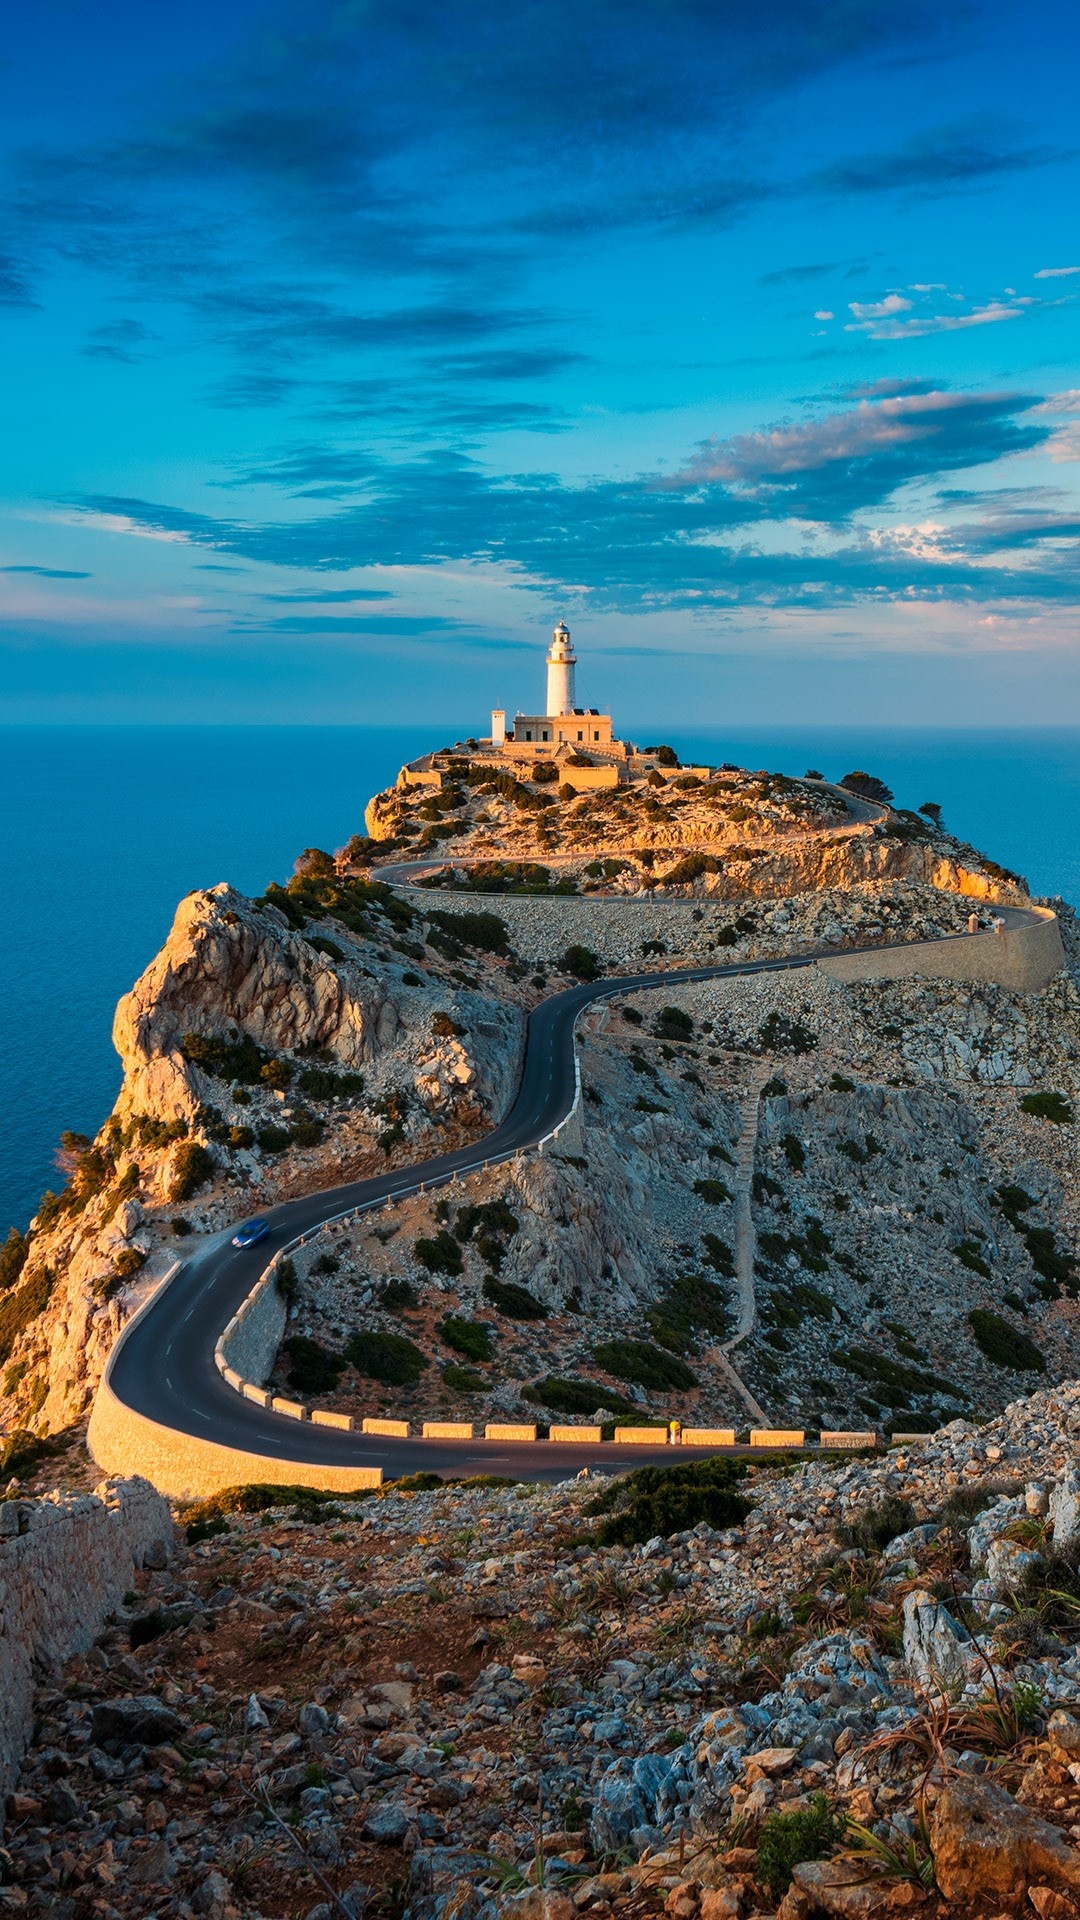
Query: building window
[[593, 730, 599, 741], [525, 730, 532, 741], [577, 730, 583, 741], [542, 729, 549, 741]]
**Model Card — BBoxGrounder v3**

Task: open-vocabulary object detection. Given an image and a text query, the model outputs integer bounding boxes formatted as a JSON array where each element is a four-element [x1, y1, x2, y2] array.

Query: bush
[[427, 909, 509, 954], [1021, 1091, 1074, 1125], [184, 1482, 345, 1542], [702, 1233, 735, 1277], [969, 1309, 1046, 1372], [954, 1240, 992, 1279], [782, 1134, 806, 1172], [694, 1177, 732, 1205], [344, 1329, 429, 1384], [256, 1125, 291, 1155], [440, 1317, 493, 1362], [562, 944, 600, 980], [837, 1494, 916, 1553], [656, 1006, 694, 1039], [432, 1011, 466, 1038], [839, 770, 894, 806], [285, 1336, 345, 1394], [276, 1257, 298, 1300], [482, 1274, 547, 1319], [584, 1457, 750, 1548], [593, 1338, 698, 1393], [524, 1375, 635, 1417], [756, 1794, 845, 1897], [415, 1229, 463, 1276], [0, 1427, 54, 1482], [169, 1142, 214, 1201], [443, 1364, 486, 1394], [307, 934, 345, 961], [647, 1272, 731, 1351], [181, 1030, 267, 1084], [759, 1011, 817, 1055], [296, 1064, 364, 1099], [0, 1229, 29, 1294], [455, 1198, 519, 1243], [532, 761, 559, 783], [559, 782, 576, 801], [381, 1278, 418, 1310]]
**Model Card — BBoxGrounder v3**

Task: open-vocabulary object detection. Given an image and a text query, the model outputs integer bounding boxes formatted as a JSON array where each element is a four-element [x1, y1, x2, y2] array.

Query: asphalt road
[[106, 910, 1036, 1484]]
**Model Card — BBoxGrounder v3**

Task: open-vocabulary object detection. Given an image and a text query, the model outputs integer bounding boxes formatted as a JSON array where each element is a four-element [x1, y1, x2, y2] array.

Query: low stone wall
[[87, 1376, 383, 1500], [818, 907, 1063, 997], [218, 1270, 285, 1385], [397, 887, 737, 966], [0, 1478, 173, 1802]]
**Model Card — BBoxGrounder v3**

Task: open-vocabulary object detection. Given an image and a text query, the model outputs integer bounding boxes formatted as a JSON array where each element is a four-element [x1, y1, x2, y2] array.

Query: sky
[[1, 0, 1078, 729]]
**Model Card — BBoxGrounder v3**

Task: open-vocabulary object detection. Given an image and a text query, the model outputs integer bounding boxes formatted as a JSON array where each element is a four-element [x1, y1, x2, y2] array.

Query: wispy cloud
[[0, 564, 92, 578], [1035, 265, 1080, 278]]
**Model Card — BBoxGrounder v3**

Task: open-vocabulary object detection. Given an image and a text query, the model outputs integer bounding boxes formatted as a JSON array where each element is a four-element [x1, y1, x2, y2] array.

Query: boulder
[[930, 1776, 1080, 1902], [901, 1590, 971, 1693], [792, 1859, 929, 1915], [364, 1802, 412, 1844], [985, 1535, 1042, 1595], [90, 1695, 184, 1747], [1050, 1469, 1080, 1556], [591, 1751, 676, 1852]]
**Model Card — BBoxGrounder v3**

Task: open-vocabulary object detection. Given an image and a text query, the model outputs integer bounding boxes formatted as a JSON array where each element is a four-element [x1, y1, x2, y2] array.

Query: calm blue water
[[3, 724, 1079, 1236]]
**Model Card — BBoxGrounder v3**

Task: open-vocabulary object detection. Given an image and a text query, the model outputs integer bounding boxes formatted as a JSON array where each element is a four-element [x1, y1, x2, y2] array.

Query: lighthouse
[[546, 621, 576, 717]]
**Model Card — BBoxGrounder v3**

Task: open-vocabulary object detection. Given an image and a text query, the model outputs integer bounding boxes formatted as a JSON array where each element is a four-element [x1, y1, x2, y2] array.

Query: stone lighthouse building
[[546, 621, 576, 716], [492, 622, 614, 751]]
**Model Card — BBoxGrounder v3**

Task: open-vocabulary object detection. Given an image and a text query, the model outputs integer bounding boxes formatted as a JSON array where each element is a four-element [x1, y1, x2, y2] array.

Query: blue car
[[232, 1217, 270, 1249]]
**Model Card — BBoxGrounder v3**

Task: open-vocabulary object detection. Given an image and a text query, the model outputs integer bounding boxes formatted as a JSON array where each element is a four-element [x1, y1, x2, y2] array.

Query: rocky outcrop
[[112, 883, 400, 1127]]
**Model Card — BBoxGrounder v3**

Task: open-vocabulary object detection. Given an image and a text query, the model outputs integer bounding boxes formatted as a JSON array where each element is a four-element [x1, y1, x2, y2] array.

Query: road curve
[[103, 910, 1039, 1485]]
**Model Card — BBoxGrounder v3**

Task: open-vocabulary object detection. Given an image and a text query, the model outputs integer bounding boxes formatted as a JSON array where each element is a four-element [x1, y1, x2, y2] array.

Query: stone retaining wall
[[0, 1478, 173, 1802], [818, 906, 1063, 996]]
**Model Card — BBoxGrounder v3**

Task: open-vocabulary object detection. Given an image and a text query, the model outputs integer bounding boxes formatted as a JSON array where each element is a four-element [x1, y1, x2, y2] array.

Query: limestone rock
[[930, 1776, 1080, 1902], [90, 1694, 184, 1747], [901, 1589, 971, 1693], [1050, 1469, 1080, 1555]]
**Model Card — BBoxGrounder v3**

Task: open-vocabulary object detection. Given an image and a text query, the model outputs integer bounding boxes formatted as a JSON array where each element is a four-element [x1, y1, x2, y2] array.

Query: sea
[[3, 722, 1080, 1238]]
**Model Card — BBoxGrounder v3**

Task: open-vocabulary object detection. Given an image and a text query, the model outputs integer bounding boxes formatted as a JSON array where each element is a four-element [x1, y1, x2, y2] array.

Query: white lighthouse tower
[[546, 621, 576, 717]]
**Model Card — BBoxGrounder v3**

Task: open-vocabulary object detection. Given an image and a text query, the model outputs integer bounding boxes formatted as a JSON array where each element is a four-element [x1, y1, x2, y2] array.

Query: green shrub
[[829, 1073, 855, 1092], [307, 934, 345, 961], [708, 1143, 735, 1164], [427, 908, 509, 954], [782, 1134, 806, 1172], [171, 1216, 193, 1236], [1021, 1091, 1074, 1124], [256, 1125, 291, 1155], [432, 1011, 466, 1038], [0, 1428, 54, 1482], [285, 1336, 345, 1394], [296, 1064, 364, 1099], [659, 852, 720, 887], [656, 1006, 694, 1040], [1023, 1226, 1078, 1298], [184, 1482, 345, 1542], [276, 1257, 298, 1300], [0, 1267, 55, 1367], [954, 1240, 992, 1279], [647, 1272, 731, 1351], [483, 1274, 547, 1319], [969, 1309, 1046, 1372], [585, 1457, 750, 1548], [454, 1198, 519, 1243], [702, 1232, 735, 1277], [169, 1142, 214, 1200], [756, 1794, 845, 1897], [381, 1278, 418, 1310], [562, 944, 600, 980], [837, 1494, 916, 1552], [759, 1011, 817, 1055], [344, 1329, 429, 1385], [524, 1376, 634, 1417], [440, 1317, 493, 1362], [415, 1229, 463, 1276], [837, 1345, 966, 1407], [593, 1338, 697, 1393], [181, 1030, 267, 1084], [312, 1252, 340, 1276], [443, 1364, 486, 1393], [0, 1229, 29, 1294], [694, 1177, 732, 1205]]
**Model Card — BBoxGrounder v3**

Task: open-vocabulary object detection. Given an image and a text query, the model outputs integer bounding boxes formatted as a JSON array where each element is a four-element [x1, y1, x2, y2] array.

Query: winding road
[[100, 902, 1044, 1486]]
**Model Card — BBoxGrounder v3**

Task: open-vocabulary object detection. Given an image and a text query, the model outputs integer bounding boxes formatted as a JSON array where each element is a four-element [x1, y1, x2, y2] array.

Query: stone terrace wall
[[0, 1478, 173, 1802], [819, 907, 1064, 997]]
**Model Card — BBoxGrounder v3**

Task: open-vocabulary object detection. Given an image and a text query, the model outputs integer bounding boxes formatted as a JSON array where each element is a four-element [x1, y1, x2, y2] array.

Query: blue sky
[[1, 0, 1078, 728]]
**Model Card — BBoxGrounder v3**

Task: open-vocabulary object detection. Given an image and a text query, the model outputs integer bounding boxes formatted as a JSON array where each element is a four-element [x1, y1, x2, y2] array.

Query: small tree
[[292, 847, 336, 880], [840, 771, 894, 806], [918, 801, 944, 827]]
